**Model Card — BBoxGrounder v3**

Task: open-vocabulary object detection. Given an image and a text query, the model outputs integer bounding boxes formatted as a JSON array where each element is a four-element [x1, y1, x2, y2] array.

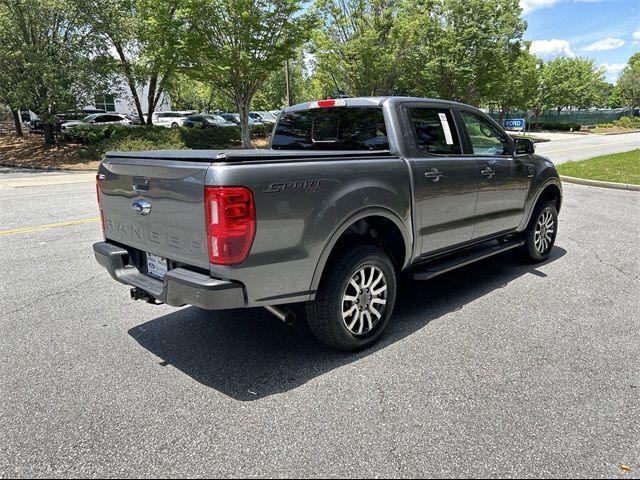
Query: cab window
[[461, 111, 509, 156], [407, 108, 461, 155]]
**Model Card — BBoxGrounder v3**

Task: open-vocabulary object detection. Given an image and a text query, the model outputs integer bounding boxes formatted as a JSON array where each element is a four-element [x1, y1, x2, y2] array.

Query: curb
[[0, 162, 91, 173], [560, 175, 640, 192]]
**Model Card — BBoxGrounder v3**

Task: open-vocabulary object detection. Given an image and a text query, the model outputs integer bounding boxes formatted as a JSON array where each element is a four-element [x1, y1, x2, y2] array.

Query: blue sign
[[502, 118, 526, 130]]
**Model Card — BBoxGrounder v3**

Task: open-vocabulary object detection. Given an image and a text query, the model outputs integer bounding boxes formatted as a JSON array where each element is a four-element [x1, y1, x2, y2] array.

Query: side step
[[412, 239, 525, 281]]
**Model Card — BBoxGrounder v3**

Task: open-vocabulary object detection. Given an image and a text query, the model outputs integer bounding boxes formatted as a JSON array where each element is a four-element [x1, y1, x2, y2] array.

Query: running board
[[412, 239, 524, 281]]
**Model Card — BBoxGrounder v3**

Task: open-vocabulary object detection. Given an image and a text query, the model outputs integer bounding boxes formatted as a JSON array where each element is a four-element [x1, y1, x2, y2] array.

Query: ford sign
[[502, 118, 526, 130]]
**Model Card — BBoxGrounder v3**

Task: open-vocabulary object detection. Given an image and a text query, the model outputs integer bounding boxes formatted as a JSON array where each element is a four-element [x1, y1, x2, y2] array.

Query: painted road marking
[[0, 217, 100, 236], [541, 138, 640, 154]]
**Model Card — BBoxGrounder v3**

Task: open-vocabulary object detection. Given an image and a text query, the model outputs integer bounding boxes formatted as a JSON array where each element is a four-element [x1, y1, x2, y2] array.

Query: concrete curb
[[560, 175, 640, 192], [0, 162, 91, 173]]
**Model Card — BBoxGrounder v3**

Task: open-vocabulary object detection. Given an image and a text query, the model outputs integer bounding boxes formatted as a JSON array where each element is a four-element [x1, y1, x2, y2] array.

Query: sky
[[521, 0, 640, 82]]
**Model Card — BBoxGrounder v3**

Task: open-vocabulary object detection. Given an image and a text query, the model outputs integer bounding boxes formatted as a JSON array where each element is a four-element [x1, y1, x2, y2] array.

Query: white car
[[152, 111, 196, 128], [61, 113, 132, 130]]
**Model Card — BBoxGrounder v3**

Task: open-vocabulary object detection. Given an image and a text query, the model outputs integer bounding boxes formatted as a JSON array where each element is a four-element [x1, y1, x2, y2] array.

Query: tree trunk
[[113, 42, 146, 124], [43, 123, 55, 145], [146, 72, 158, 125], [236, 96, 251, 148], [498, 105, 508, 123], [147, 69, 172, 126], [12, 109, 23, 137]]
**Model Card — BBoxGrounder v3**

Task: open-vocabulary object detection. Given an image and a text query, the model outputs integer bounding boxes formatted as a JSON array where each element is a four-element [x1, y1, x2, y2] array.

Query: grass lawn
[[557, 148, 640, 185]]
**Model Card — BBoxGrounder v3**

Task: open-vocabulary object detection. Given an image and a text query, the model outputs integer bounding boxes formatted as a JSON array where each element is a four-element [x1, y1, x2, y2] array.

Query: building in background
[[87, 79, 171, 117]]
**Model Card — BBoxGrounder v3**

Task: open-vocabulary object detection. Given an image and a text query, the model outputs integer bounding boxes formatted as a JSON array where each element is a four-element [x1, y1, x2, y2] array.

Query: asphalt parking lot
[[1, 170, 639, 478]]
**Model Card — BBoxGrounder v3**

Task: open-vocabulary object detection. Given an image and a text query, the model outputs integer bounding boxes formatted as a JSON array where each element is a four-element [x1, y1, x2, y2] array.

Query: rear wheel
[[171, 122, 179, 129], [517, 200, 558, 263], [306, 245, 396, 351]]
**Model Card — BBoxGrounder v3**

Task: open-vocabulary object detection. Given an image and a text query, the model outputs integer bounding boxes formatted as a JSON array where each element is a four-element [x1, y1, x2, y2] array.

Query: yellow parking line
[[543, 138, 639, 154], [0, 217, 100, 236]]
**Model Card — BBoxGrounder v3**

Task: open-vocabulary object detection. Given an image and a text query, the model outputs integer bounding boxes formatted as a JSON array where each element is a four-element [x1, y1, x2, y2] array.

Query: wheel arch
[[309, 208, 412, 296], [520, 179, 563, 230]]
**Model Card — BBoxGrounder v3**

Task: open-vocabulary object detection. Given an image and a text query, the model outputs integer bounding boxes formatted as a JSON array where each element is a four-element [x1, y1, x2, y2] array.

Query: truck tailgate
[[99, 157, 212, 269]]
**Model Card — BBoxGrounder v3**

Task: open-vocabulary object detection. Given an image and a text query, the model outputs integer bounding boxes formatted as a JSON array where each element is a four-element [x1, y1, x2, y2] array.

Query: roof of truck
[[283, 96, 466, 113]]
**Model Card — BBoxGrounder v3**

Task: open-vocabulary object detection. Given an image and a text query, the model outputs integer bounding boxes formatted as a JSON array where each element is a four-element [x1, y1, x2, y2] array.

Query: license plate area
[[145, 252, 168, 279]]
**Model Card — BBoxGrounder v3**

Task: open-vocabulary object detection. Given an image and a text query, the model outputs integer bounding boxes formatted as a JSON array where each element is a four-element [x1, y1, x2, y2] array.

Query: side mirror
[[89, 120, 96, 124], [514, 138, 535, 156]]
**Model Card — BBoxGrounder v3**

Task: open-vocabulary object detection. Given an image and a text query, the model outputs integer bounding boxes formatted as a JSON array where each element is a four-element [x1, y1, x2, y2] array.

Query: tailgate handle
[[132, 176, 150, 192]]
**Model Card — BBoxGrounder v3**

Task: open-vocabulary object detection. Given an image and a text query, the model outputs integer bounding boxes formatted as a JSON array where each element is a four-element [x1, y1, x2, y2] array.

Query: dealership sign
[[502, 118, 526, 130]]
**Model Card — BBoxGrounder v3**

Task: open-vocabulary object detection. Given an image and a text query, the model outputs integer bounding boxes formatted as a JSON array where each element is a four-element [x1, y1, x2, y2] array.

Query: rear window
[[408, 108, 461, 155], [271, 106, 389, 150]]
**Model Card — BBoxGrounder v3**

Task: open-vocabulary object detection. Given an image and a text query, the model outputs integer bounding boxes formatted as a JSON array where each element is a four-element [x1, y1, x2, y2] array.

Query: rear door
[[402, 104, 479, 255], [458, 110, 529, 238], [98, 157, 213, 269]]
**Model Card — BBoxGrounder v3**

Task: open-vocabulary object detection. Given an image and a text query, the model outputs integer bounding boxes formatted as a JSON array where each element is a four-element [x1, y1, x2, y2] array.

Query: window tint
[[408, 108, 461, 155], [272, 106, 388, 150], [461, 111, 509, 156]]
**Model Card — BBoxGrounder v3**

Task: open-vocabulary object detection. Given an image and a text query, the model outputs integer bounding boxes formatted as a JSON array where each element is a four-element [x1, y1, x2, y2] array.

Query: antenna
[[329, 72, 349, 99]]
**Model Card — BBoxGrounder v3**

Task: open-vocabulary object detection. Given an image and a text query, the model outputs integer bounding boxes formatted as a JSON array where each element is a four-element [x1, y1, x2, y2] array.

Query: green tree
[[541, 57, 606, 115], [182, 0, 312, 147], [489, 49, 541, 121], [168, 75, 236, 112], [0, 43, 29, 136], [84, 0, 183, 124], [312, 0, 407, 97], [0, 0, 106, 143], [399, 0, 527, 105], [253, 50, 311, 110], [615, 53, 640, 115]]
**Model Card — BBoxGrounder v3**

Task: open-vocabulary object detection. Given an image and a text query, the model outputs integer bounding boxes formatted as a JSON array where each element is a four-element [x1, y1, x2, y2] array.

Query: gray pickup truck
[[93, 97, 561, 350]]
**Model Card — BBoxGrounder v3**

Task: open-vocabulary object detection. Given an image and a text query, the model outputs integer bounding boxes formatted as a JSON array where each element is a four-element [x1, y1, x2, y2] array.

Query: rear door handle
[[425, 169, 443, 182], [481, 167, 495, 179]]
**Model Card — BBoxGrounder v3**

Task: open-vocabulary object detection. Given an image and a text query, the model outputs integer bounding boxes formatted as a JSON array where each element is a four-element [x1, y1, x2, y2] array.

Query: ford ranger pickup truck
[[93, 97, 562, 351]]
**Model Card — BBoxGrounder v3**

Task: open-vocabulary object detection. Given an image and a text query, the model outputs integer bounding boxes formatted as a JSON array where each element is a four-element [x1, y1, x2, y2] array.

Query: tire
[[306, 245, 397, 351], [171, 122, 179, 129], [516, 200, 558, 263]]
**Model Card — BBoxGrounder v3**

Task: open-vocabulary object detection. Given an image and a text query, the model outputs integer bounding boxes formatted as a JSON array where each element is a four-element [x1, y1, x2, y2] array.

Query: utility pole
[[285, 59, 292, 107]]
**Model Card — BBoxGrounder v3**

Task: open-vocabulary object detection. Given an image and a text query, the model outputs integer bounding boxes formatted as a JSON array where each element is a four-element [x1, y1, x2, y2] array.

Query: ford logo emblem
[[132, 199, 151, 215]]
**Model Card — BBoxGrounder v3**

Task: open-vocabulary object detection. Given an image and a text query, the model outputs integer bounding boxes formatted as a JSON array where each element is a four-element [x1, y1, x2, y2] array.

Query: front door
[[404, 105, 479, 256], [459, 110, 529, 238]]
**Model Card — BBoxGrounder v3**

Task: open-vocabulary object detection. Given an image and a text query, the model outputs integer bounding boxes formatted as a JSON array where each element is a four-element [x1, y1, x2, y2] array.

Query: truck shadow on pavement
[[128, 246, 567, 401]]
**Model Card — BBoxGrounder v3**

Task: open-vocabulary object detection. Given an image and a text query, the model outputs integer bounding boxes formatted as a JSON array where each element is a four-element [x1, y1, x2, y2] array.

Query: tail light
[[96, 174, 105, 231], [204, 186, 256, 265]]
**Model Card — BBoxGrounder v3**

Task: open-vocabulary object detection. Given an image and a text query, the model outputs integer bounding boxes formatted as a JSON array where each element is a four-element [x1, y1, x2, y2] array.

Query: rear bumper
[[93, 241, 246, 310]]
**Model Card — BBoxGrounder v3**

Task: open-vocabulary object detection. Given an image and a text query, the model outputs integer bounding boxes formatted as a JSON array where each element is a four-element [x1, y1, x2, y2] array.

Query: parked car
[[220, 113, 262, 126], [94, 96, 562, 351], [183, 114, 236, 129], [249, 111, 277, 124], [61, 113, 132, 130], [151, 111, 195, 128], [28, 110, 106, 134], [125, 114, 144, 125]]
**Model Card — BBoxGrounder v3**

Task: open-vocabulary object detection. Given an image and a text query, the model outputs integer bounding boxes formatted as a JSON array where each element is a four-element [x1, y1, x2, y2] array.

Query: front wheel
[[517, 200, 558, 263], [306, 245, 397, 351]]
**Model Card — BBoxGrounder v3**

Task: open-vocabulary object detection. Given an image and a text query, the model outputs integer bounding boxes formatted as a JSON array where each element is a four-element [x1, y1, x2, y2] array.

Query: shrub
[[537, 122, 581, 132], [250, 123, 272, 138], [614, 116, 640, 129], [59, 125, 115, 144], [61, 123, 248, 156], [179, 126, 241, 149]]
